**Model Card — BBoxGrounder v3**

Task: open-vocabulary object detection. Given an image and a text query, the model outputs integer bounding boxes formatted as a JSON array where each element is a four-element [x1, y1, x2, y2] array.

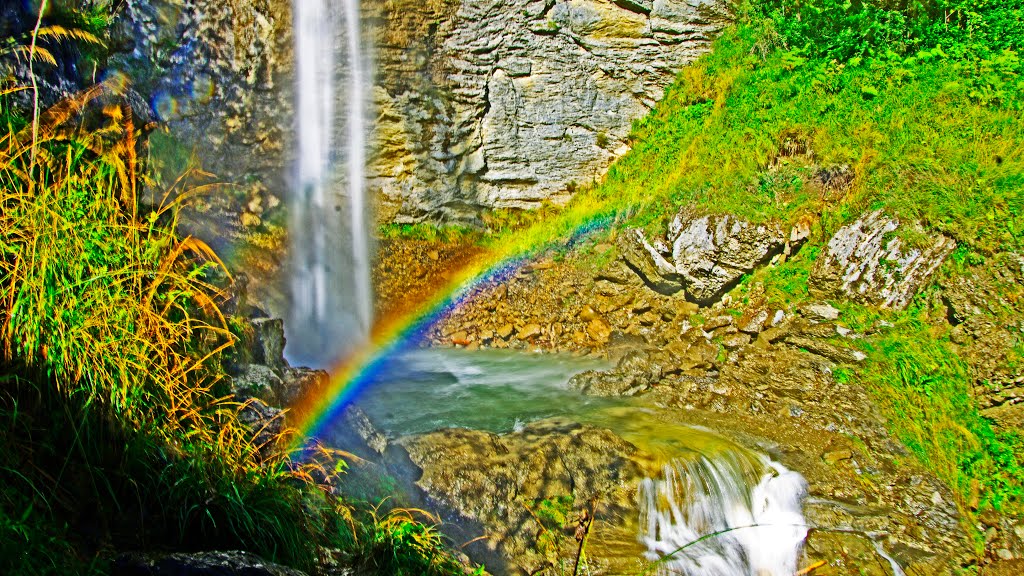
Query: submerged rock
[[811, 211, 956, 309], [397, 418, 649, 573]]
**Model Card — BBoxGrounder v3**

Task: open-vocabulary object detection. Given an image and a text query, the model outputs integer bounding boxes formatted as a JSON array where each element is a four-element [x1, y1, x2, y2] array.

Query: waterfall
[[289, 0, 373, 367], [638, 450, 808, 576]]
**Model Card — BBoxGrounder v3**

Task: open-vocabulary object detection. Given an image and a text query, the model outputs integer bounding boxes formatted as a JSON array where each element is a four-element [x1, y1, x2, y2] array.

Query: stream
[[346, 348, 809, 575]]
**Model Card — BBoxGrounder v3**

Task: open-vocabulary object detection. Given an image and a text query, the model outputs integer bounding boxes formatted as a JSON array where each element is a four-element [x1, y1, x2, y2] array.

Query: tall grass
[[0, 64, 468, 576]]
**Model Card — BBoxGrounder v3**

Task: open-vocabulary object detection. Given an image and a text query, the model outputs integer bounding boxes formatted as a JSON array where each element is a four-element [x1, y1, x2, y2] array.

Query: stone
[[617, 228, 683, 294], [112, 551, 309, 576], [369, 0, 721, 221], [669, 212, 788, 303], [997, 549, 1014, 560], [823, 449, 853, 465], [786, 336, 867, 364], [617, 212, 788, 303], [231, 364, 282, 405], [738, 308, 770, 334], [496, 323, 515, 339], [517, 323, 542, 340], [811, 211, 956, 309], [580, 305, 600, 322], [721, 332, 751, 350], [587, 317, 613, 344], [803, 303, 841, 322]]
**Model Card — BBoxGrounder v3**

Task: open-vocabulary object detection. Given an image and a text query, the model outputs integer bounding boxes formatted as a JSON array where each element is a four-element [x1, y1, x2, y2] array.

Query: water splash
[[639, 450, 808, 576], [289, 0, 373, 367]]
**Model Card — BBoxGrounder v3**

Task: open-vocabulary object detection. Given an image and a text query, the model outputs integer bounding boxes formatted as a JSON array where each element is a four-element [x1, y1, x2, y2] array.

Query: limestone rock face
[[370, 0, 722, 222], [109, 0, 293, 192], [619, 211, 788, 303], [811, 211, 956, 309]]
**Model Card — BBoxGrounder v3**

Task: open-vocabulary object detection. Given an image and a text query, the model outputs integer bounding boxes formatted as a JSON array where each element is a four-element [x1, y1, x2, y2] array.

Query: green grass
[[1, 23, 470, 575], [445, 0, 1024, 551]]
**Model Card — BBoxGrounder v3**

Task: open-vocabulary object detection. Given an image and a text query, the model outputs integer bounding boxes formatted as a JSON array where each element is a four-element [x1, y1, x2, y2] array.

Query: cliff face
[[369, 0, 723, 222], [99, 0, 721, 225], [109, 0, 293, 193]]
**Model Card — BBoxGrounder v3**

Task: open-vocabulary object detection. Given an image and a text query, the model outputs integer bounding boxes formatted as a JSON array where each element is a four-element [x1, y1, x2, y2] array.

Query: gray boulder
[[112, 551, 309, 576], [619, 212, 789, 304], [811, 211, 956, 309]]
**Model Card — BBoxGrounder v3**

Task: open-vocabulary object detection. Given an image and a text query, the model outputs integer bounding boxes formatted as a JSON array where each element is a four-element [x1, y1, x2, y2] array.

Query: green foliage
[[749, 0, 1024, 61], [379, 222, 476, 243], [855, 307, 1024, 543], [352, 508, 478, 576]]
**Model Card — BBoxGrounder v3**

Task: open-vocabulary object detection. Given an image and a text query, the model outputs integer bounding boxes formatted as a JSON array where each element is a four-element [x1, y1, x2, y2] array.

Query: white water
[[639, 450, 808, 576], [289, 0, 373, 366]]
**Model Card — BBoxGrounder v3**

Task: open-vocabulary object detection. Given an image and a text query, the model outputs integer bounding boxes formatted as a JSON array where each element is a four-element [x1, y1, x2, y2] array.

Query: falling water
[[639, 450, 808, 576], [289, 0, 373, 367]]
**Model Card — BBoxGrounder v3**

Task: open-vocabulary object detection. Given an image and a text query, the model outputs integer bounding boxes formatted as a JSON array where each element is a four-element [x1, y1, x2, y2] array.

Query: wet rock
[[112, 550, 309, 576], [231, 364, 282, 405], [397, 418, 647, 572], [277, 367, 328, 406], [811, 211, 956, 309], [251, 318, 286, 370], [344, 406, 389, 456], [802, 531, 896, 576]]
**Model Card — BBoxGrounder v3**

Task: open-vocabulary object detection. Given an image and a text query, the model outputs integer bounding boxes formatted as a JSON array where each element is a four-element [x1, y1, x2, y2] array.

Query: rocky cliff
[[369, 0, 723, 222], [55, 0, 722, 228]]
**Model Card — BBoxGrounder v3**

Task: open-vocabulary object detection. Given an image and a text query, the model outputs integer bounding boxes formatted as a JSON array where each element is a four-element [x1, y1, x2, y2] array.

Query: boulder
[[618, 212, 788, 304], [251, 318, 286, 370], [277, 367, 328, 406], [230, 364, 282, 405], [112, 551, 309, 576], [811, 211, 956, 309], [669, 212, 788, 303]]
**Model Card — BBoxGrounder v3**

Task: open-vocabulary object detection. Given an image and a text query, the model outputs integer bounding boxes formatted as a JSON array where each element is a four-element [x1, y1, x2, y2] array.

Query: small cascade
[[639, 450, 808, 576], [288, 0, 373, 367]]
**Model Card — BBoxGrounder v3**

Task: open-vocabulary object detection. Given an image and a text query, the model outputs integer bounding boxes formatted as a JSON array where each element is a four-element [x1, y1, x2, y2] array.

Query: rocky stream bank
[[359, 208, 1024, 575]]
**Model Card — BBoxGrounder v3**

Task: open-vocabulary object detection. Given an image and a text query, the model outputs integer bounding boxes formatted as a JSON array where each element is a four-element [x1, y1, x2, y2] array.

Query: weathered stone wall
[[109, 0, 293, 192], [369, 0, 723, 222], [100, 0, 722, 225]]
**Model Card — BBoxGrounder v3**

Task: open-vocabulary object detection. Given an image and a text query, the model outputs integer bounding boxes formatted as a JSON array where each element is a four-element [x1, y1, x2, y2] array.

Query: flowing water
[[350, 348, 809, 574], [289, 0, 372, 367], [289, 3, 807, 572]]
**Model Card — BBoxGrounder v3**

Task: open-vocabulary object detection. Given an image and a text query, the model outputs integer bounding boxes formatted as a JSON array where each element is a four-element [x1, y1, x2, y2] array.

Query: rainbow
[[287, 211, 615, 446]]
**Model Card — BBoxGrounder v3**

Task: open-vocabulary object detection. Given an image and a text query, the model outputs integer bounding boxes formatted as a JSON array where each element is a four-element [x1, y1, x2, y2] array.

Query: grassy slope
[[384, 1, 1024, 554], [580, 3, 1024, 550]]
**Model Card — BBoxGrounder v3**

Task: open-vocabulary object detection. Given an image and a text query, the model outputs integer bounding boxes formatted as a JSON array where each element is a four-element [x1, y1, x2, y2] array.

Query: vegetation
[[449, 0, 1024, 553], [0, 14, 468, 576]]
